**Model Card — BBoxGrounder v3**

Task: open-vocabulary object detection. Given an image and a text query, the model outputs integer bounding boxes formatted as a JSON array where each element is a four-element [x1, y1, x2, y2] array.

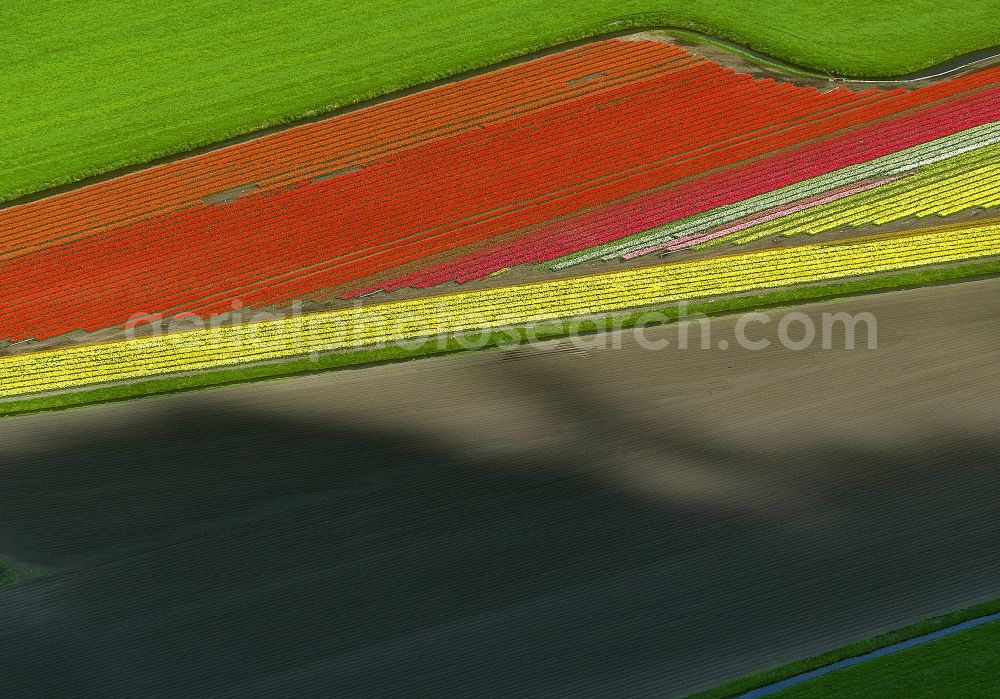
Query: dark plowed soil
[[1, 278, 998, 696]]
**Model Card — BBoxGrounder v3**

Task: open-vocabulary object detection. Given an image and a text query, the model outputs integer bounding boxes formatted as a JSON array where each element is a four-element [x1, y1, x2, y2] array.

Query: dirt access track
[[1, 277, 998, 695]]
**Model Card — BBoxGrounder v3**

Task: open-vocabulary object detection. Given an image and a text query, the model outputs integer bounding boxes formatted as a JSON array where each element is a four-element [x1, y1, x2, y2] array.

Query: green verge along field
[[694, 598, 1000, 697], [775, 619, 1000, 698], [3, 1, 1000, 203]]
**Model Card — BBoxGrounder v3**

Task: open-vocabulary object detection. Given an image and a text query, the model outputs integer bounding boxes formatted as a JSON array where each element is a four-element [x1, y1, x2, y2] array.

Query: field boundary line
[[731, 611, 1000, 698]]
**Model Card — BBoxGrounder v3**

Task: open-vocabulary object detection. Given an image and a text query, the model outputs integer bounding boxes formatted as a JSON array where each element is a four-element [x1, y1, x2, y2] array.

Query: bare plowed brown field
[[0, 278, 998, 695]]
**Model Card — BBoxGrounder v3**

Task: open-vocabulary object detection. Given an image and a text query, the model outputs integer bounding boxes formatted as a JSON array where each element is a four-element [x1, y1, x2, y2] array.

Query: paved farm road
[[1, 277, 999, 696]]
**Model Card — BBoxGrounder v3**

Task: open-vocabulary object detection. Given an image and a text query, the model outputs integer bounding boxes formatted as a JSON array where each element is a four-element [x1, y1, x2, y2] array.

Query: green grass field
[[693, 598, 1000, 698], [3, 1, 999, 204], [778, 619, 1000, 697]]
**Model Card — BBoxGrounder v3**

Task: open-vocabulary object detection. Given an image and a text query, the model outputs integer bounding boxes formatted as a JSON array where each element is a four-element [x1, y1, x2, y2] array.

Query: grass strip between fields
[[691, 598, 1000, 698], [763, 616, 1000, 697], [664, 28, 819, 78], [1, 259, 997, 419]]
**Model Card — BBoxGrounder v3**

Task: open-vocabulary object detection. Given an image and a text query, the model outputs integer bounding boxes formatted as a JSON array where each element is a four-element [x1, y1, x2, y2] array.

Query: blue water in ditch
[[737, 611, 1000, 698]]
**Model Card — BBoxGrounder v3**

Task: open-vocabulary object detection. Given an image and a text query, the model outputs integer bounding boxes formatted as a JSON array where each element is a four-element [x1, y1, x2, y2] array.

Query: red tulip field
[[2, 36, 998, 344]]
